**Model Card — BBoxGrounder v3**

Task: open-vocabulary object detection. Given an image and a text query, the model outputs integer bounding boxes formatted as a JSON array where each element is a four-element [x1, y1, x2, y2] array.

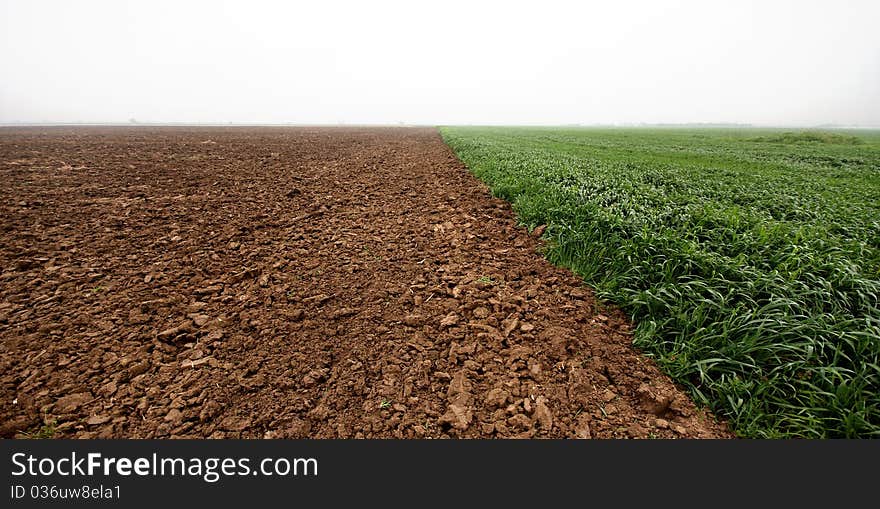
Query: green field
[[441, 126, 880, 438]]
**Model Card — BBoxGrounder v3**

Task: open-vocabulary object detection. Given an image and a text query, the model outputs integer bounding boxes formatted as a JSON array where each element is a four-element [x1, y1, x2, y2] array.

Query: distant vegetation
[[750, 131, 863, 145], [441, 126, 880, 438]]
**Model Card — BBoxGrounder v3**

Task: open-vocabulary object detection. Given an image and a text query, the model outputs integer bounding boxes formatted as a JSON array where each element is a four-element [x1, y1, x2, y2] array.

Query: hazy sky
[[1, 0, 878, 126]]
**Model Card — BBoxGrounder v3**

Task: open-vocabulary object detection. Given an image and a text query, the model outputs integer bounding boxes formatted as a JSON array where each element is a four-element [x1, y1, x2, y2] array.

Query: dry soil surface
[[0, 127, 731, 438]]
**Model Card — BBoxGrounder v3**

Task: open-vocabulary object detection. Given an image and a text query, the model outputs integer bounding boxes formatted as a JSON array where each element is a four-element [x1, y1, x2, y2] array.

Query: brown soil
[[0, 126, 731, 439]]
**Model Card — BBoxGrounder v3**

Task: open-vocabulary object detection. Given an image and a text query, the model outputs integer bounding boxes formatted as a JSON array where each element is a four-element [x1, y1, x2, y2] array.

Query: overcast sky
[[1, 0, 878, 126]]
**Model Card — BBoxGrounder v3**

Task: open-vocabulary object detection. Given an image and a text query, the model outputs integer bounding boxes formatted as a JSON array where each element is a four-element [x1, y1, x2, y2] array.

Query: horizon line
[[2, 121, 880, 130]]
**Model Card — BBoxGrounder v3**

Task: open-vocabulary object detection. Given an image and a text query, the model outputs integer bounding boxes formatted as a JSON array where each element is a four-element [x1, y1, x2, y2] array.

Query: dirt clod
[[55, 393, 92, 413], [485, 388, 510, 408]]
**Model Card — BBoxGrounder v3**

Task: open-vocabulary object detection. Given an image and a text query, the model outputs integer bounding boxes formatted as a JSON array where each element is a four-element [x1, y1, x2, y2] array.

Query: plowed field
[[0, 127, 729, 438]]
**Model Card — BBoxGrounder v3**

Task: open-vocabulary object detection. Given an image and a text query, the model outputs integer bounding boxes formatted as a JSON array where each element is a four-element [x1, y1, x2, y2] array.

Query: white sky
[[1, 0, 878, 126]]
